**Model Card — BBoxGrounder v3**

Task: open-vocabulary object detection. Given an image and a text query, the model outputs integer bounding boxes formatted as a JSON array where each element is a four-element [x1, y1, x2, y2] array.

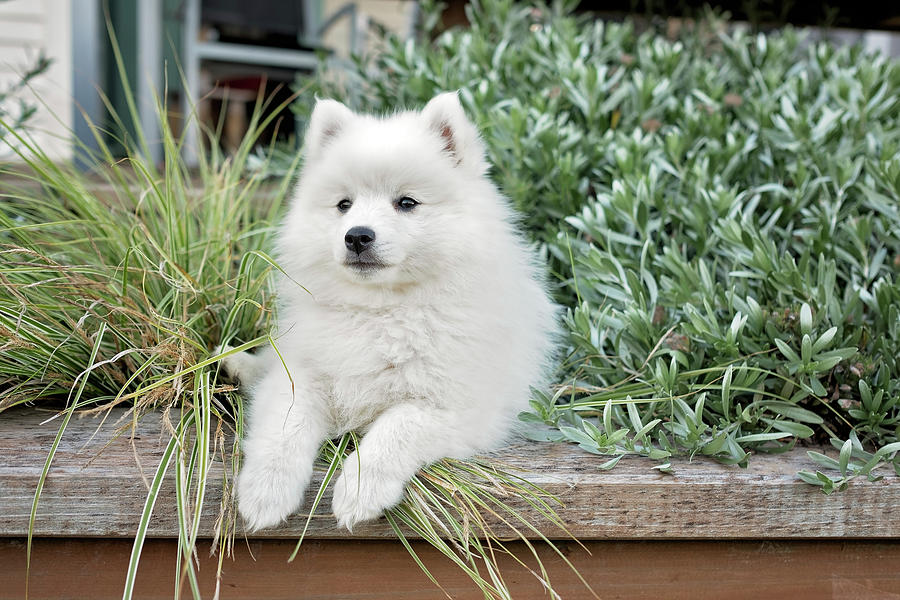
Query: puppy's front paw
[[213, 344, 242, 379], [331, 455, 407, 531], [236, 459, 307, 532]]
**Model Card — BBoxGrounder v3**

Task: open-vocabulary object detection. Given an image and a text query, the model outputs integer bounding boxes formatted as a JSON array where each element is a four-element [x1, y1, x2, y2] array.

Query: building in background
[[0, 0, 417, 165], [0, 0, 72, 161]]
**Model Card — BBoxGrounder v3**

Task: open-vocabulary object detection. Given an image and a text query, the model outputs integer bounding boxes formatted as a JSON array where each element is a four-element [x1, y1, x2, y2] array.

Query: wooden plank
[[0, 407, 898, 539], [3, 538, 900, 600]]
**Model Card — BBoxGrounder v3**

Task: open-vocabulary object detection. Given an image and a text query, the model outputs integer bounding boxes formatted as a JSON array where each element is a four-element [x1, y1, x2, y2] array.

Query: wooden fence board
[[4, 538, 900, 600], [0, 407, 897, 539]]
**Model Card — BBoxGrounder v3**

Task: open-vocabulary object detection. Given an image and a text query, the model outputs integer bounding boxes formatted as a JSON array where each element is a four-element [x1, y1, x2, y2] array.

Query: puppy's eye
[[394, 196, 419, 212], [337, 199, 353, 213]]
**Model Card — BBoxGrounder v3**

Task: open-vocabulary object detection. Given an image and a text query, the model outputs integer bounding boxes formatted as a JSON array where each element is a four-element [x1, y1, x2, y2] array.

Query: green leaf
[[774, 338, 800, 363], [838, 439, 852, 477], [521, 425, 567, 443], [763, 402, 824, 424], [603, 400, 613, 436], [761, 418, 815, 438], [634, 418, 662, 442], [608, 428, 631, 444], [626, 400, 644, 436], [808, 376, 827, 397], [559, 425, 597, 447], [859, 380, 873, 410], [648, 448, 672, 460], [735, 432, 792, 442], [798, 470, 824, 486], [721, 364, 733, 417], [800, 303, 812, 335], [801, 334, 812, 364], [702, 430, 729, 455], [598, 454, 625, 470], [811, 327, 838, 353], [816, 471, 836, 495], [808, 451, 841, 471], [874, 442, 900, 460]]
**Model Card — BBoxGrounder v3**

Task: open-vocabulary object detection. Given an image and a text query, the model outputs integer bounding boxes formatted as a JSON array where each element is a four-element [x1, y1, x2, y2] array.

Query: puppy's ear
[[421, 91, 485, 169], [304, 99, 354, 160]]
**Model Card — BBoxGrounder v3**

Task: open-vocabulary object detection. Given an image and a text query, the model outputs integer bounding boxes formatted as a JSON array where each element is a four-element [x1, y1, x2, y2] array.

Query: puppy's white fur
[[226, 92, 557, 531]]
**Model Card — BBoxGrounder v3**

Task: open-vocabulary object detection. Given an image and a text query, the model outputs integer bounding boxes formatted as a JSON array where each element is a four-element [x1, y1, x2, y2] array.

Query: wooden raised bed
[[1, 407, 898, 599]]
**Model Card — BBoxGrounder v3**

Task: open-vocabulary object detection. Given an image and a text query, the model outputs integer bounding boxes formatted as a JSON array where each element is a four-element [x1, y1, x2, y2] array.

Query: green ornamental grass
[[2, 0, 900, 597]]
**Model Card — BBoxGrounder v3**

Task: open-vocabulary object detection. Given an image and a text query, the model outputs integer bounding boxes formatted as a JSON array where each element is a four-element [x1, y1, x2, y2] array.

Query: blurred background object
[[0, 0, 72, 161], [0, 0, 897, 166], [0, 0, 420, 166]]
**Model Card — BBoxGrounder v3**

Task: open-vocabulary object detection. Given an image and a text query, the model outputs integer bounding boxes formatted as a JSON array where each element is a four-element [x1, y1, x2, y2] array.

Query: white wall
[[0, 0, 73, 161]]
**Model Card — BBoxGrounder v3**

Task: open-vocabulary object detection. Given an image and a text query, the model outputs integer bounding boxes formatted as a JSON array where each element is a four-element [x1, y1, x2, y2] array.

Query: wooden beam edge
[[0, 407, 897, 539]]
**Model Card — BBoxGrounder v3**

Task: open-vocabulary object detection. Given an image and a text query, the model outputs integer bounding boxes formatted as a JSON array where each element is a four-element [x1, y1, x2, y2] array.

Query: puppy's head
[[283, 92, 499, 292]]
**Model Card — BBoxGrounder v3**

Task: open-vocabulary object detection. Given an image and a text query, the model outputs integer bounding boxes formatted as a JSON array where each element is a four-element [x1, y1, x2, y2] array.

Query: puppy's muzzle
[[344, 226, 376, 255]]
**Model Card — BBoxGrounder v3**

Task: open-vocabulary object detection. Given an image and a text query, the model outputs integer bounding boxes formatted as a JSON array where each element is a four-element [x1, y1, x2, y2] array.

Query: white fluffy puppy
[[225, 92, 557, 531]]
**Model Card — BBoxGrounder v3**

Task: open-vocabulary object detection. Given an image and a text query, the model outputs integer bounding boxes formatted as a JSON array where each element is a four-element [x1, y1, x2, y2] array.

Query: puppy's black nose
[[344, 226, 376, 255]]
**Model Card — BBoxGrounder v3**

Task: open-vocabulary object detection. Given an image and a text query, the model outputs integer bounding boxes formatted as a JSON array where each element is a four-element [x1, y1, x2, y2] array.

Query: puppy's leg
[[236, 368, 328, 531], [215, 344, 270, 385], [331, 403, 472, 530]]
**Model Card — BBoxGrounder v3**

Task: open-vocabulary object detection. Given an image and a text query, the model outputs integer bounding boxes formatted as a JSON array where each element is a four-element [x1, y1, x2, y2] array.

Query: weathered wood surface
[[0, 407, 898, 539], [6, 538, 900, 600]]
